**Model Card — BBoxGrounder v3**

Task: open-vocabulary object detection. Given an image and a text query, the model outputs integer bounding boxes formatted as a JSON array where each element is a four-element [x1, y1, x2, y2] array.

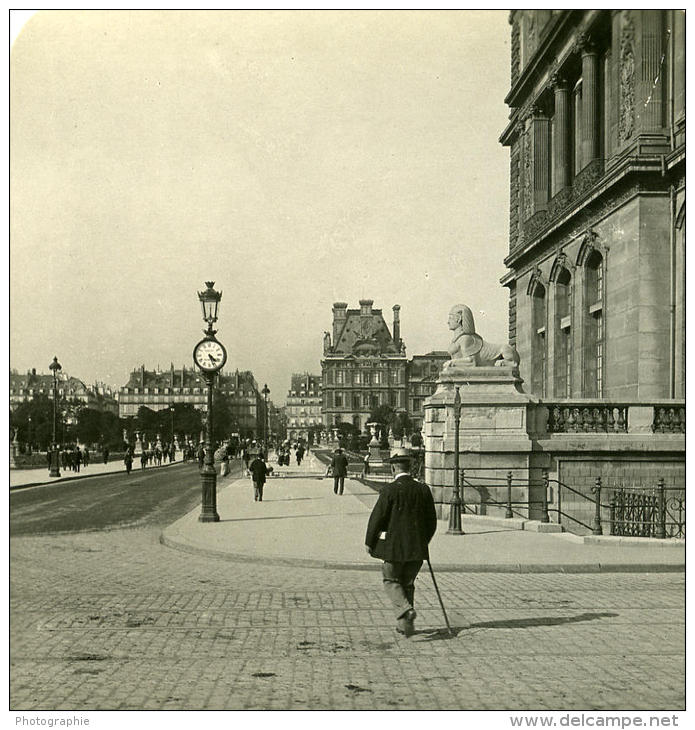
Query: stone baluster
[[606, 407, 616, 433], [617, 408, 627, 433]]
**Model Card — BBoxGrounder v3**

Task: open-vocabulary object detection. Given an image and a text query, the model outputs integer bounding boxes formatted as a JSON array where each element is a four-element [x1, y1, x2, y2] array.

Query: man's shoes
[[396, 608, 416, 637]]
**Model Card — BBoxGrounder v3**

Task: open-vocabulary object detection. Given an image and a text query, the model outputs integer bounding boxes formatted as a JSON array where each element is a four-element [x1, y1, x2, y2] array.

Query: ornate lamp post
[[193, 282, 227, 523], [447, 386, 464, 535], [261, 384, 270, 449], [169, 403, 175, 442], [49, 356, 62, 478]]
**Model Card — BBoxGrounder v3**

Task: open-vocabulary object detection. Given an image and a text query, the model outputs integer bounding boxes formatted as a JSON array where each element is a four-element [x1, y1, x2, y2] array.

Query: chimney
[[141, 365, 145, 388], [170, 363, 174, 388], [332, 302, 348, 342], [392, 304, 401, 348], [359, 298, 373, 316]]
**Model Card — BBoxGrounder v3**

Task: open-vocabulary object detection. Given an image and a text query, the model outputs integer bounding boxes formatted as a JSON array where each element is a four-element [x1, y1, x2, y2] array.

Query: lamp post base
[[447, 493, 464, 535], [199, 464, 219, 522], [49, 447, 61, 478]]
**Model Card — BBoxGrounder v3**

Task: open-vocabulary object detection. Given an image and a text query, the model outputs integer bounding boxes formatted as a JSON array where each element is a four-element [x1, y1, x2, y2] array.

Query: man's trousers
[[381, 560, 423, 618], [333, 476, 345, 495]]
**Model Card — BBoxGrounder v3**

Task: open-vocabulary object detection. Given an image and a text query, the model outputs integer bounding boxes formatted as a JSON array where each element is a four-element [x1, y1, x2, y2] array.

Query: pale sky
[[10, 9, 512, 404]]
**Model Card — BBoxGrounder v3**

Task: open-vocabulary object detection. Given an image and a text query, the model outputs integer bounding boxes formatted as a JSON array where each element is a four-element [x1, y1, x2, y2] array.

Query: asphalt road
[[9, 460, 243, 536]]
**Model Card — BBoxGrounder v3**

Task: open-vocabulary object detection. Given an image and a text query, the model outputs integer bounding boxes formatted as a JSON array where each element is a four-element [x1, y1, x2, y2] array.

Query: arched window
[[584, 250, 604, 397], [554, 268, 572, 397], [531, 282, 547, 397]]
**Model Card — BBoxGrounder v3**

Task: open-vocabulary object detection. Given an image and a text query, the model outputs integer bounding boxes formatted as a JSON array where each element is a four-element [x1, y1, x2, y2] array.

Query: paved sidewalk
[[10, 457, 184, 489], [162, 453, 685, 573]]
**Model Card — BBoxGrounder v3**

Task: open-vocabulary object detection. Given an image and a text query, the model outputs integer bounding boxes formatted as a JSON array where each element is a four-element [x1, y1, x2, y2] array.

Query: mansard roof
[[333, 308, 399, 356]]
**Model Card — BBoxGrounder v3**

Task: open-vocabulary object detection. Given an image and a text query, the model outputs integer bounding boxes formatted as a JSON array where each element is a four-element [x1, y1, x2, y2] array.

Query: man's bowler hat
[[388, 447, 412, 464]]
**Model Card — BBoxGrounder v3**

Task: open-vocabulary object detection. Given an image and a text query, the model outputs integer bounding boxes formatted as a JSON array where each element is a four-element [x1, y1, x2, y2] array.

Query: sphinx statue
[[442, 304, 520, 371]]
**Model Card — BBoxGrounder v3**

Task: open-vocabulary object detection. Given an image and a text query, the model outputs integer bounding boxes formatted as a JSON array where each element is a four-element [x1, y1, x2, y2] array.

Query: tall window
[[531, 283, 547, 397], [584, 251, 604, 397], [554, 268, 572, 397], [353, 393, 361, 410]]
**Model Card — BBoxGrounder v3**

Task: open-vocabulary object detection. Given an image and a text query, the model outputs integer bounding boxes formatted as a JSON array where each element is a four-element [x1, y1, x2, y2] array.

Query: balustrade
[[546, 403, 628, 433], [652, 406, 686, 434]]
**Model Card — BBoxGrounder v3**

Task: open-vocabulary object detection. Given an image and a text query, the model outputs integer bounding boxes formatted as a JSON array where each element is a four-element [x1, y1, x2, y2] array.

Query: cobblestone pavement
[[10, 526, 684, 711]]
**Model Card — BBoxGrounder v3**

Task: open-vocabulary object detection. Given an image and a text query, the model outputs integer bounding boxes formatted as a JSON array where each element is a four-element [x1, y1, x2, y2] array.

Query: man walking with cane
[[364, 447, 437, 637]]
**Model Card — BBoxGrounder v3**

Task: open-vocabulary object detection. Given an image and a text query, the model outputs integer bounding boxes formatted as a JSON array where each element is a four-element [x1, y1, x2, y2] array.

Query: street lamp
[[193, 282, 227, 523], [49, 356, 62, 478], [261, 384, 270, 450], [169, 403, 175, 442], [447, 386, 464, 535]]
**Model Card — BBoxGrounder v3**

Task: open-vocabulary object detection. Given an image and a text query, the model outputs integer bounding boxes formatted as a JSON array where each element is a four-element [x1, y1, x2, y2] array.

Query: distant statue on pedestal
[[442, 304, 520, 372]]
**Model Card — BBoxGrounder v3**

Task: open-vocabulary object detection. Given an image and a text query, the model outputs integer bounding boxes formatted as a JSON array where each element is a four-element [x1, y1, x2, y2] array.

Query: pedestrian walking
[[197, 444, 205, 469], [73, 447, 82, 473], [140, 451, 148, 470], [83, 447, 90, 468], [249, 452, 270, 502], [362, 452, 370, 477], [102, 446, 109, 465], [327, 447, 349, 495], [364, 448, 437, 637], [296, 443, 305, 466], [124, 448, 133, 474]]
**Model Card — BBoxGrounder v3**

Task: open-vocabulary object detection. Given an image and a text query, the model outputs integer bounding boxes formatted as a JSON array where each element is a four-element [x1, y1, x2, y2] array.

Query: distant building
[[500, 9, 685, 399], [406, 352, 450, 431], [118, 365, 264, 436], [9, 368, 118, 414], [285, 372, 323, 441], [321, 300, 408, 432]]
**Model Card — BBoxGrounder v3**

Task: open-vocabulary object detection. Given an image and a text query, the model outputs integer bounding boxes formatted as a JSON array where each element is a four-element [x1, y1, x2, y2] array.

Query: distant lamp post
[[169, 403, 175, 442], [27, 417, 32, 455], [261, 384, 270, 448], [193, 282, 227, 523], [49, 356, 62, 478], [447, 386, 464, 535]]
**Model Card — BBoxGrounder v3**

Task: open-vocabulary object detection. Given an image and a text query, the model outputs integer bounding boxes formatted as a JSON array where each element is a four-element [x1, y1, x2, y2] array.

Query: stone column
[[551, 74, 570, 193], [578, 34, 600, 167], [637, 10, 664, 132], [529, 107, 550, 213]]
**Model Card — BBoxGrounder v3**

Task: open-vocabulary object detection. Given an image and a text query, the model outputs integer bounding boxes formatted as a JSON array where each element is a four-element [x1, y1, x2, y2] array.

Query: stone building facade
[[406, 352, 450, 431], [285, 373, 323, 442], [500, 10, 685, 401], [119, 365, 264, 436], [322, 300, 407, 432], [10, 369, 118, 414]]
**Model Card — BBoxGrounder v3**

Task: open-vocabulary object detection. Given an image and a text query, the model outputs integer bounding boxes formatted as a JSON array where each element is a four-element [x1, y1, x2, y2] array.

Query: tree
[[391, 412, 413, 439], [367, 404, 396, 429], [10, 395, 54, 450]]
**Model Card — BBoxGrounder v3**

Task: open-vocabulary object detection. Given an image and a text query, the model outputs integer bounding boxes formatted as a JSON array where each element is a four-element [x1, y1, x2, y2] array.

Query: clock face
[[194, 338, 227, 372]]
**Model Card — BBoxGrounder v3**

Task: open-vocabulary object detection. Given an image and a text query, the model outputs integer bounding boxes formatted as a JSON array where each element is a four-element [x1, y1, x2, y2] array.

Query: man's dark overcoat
[[249, 457, 269, 485], [365, 474, 437, 562], [330, 452, 349, 477]]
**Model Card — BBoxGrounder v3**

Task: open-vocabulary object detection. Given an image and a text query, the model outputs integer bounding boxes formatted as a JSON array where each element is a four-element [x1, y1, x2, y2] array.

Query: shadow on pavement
[[417, 612, 619, 641]]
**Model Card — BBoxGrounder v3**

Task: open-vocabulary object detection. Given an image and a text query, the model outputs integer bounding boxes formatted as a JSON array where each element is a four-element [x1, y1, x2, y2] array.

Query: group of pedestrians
[[122, 443, 177, 474], [53, 445, 90, 473]]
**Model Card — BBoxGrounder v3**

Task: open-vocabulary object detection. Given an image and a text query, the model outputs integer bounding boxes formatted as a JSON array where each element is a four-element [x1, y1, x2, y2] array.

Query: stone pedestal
[[424, 367, 546, 520], [134, 433, 143, 456]]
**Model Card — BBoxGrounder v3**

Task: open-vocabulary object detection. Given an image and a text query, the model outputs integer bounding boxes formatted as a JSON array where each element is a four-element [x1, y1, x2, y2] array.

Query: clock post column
[[199, 371, 220, 522]]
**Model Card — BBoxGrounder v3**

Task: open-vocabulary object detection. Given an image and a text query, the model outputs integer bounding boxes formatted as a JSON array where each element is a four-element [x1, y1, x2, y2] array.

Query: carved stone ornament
[[619, 10, 635, 142], [442, 304, 520, 371]]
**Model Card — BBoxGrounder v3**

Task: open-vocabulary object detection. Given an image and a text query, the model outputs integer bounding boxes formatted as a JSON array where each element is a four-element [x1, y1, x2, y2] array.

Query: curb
[[10, 459, 188, 491], [159, 529, 685, 574]]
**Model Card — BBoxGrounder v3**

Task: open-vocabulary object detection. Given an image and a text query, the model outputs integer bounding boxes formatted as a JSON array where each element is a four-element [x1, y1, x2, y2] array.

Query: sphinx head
[[448, 304, 476, 334]]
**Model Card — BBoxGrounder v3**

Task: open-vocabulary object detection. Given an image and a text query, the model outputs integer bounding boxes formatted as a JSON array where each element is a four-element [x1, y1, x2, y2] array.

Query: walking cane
[[426, 558, 453, 636]]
